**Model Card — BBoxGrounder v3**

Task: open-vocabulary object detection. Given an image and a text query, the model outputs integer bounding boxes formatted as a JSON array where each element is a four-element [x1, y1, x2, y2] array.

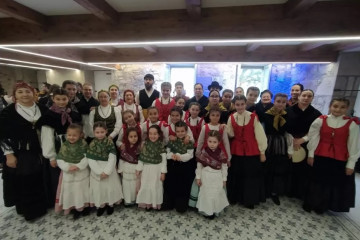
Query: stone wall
[[0, 66, 39, 94]]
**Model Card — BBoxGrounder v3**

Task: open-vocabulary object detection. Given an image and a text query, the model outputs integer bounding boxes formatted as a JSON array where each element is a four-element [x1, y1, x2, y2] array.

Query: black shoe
[[271, 195, 280, 206], [302, 204, 312, 213], [145, 207, 152, 212], [73, 210, 81, 220], [204, 214, 215, 220], [245, 204, 254, 209], [82, 207, 91, 216], [106, 206, 114, 215], [96, 207, 106, 216], [314, 208, 325, 215]]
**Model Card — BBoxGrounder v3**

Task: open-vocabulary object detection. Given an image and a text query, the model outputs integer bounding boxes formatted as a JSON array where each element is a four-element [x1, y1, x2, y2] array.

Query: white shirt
[[307, 114, 360, 169], [89, 105, 122, 138], [118, 102, 144, 124]]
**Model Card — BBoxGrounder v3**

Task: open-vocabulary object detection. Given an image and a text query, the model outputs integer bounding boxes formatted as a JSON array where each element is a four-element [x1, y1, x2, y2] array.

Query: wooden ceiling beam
[[300, 41, 338, 51], [186, 0, 201, 19], [83, 45, 338, 63], [0, 0, 47, 26], [143, 45, 157, 53], [246, 43, 261, 52], [285, 0, 318, 18], [73, 0, 118, 23]]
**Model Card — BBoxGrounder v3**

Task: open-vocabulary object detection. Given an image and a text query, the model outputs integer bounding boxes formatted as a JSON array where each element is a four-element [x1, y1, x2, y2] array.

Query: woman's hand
[[293, 138, 305, 151], [6, 154, 17, 168], [196, 179, 202, 187], [260, 154, 266, 162], [160, 173, 166, 181], [307, 157, 314, 167], [345, 168, 354, 176], [50, 159, 58, 168]]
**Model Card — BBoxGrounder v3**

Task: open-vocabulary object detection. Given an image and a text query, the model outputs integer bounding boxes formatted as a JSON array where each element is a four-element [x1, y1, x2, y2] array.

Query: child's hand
[[108, 136, 113, 140], [171, 154, 177, 161], [307, 157, 314, 167], [176, 155, 181, 161], [120, 144, 125, 151], [169, 135, 177, 141], [136, 170, 142, 177], [196, 179, 202, 187], [6, 154, 17, 168], [50, 159, 58, 168], [100, 172, 109, 179], [345, 168, 354, 176], [223, 181, 226, 187], [220, 124, 226, 131], [183, 135, 190, 145], [227, 161, 231, 167], [160, 173, 165, 181], [140, 142, 145, 150], [260, 154, 266, 162], [69, 165, 79, 172]]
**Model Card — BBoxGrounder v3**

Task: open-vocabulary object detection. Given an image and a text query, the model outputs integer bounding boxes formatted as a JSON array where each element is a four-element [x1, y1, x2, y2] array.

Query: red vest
[[314, 115, 352, 161], [185, 116, 204, 147], [154, 98, 176, 121], [230, 113, 260, 156], [202, 124, 228, 159], [168, 124, 176, 137], [119, 102, 141, 123], [146, 120, 167, 133]]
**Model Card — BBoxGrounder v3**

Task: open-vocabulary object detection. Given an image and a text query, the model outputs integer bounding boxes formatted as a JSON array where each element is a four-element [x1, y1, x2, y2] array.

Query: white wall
[[45, 69, 85, 86]]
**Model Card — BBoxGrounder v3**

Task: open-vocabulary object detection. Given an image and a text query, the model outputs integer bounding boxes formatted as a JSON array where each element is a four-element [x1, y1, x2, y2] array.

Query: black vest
[[139, 89, 159, 109]]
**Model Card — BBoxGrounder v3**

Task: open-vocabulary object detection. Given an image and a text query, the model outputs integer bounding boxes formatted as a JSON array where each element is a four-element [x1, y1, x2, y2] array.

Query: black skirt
[[2, 150, 48, 221], [304, 156, 355, 212], [227, 155, 265, 206], [163, 158, 196, 211]]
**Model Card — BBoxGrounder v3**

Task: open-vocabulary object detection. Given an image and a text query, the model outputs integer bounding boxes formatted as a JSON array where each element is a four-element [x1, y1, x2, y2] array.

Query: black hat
[[208, 81, 223, 91], [144, 74, 154, 80]]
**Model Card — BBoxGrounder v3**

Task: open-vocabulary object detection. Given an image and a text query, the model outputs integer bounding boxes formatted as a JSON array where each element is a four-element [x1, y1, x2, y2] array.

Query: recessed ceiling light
[[0, 62, 52, 70], [0, 57, 79, 70]]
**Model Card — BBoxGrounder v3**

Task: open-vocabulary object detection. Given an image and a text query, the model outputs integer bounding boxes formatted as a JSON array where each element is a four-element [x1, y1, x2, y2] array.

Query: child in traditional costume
[[87, 122, 123, 216], [196, 130, 229, 219], [136, 125, 167, 210], [167, 96, 186, 125], [163, 121, 194, 213], [56, 124, 89, 219], [141, 106, 167, 143], [152, 82, 175, 122], [166, 107, 194, 144], [227, 95, 267, 209], [184, 102, 205, 148], [117, 127, 141, 206], [304, 98, 360, 213]]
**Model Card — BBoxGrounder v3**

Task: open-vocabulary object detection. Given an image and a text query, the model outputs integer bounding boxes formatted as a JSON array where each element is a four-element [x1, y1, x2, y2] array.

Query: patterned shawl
[[167, 137, 194, 155], [56, 139, 88, 164], [87, 137, 116, 161], [138, 140, 165, 164]]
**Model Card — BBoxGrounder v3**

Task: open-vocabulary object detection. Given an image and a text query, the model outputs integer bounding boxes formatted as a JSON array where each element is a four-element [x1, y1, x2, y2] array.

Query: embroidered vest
[[185, 116, 204, 147], [230, 113, 260, 156], [154, 98, 176, 121], [94, 106, 116, 136]]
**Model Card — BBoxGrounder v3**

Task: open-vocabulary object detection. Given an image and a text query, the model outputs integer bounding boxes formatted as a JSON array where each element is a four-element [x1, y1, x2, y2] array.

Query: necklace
[[18, 104, 37, 129], [99, 105, 111, 117]]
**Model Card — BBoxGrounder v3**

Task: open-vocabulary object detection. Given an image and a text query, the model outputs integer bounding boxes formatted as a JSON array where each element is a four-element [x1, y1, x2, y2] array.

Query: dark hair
[[292, 83, 304, 92], [235, 86, 244, 92], [209, 89, 220, 97], [194, 83, 203, 89], [148, 125, 163, 141], [42, 82, 51, 89], [329, 97, 350, 107], [189, 102, 201, 109], [260, 89, 273, 98], [49, 84, 60, 94], [161, 82, 171, 90], [174, 96, 185, 103], [126, 127, 140, 143], [108, 84, 119, 91], [77, 82, 82, 88], [97, 90, 110, 98], [93, 121, 107, 130], [170, 106, 183, 117], [34, 88, 40, 92], [208, 106, 222, 115], [246, 86, 260, 95], [222, 89, 234, 97], [122, 109, 135, 117], [67, 123, 83, 134], [147, 106, 158, 114], [175, 120, 188, 131], [52, 88, 69, 98], [232, 95, 247, 103], [144, 74, 154, 80], [175, 81, 183, 87], [274, 93, 288, 100], [301, 89, 314, 97], [207, 130, 221, 141], [62, 80, 76, 89]]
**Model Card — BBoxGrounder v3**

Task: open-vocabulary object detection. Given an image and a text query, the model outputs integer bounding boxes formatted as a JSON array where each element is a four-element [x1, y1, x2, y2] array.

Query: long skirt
[[164, 159, 195, 212], [196, 166, 229, 216], [2, 150, 48, 221], [227, 155, 265, 206], [304, 156, 355, 212], [136, 163, 163, 209], [264, 154, 292, 197], [120, 161, 139, 205]]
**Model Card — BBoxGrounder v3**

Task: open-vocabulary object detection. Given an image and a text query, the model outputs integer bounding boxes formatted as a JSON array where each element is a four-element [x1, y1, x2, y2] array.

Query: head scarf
[[266, 106, 287, 131], [50, 103, 72, 126], [13, 81, 35, 96]]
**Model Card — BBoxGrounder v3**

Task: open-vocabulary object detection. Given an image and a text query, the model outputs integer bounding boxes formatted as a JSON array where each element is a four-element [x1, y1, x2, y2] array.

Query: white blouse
[[307, 114, 360, 169], [89, 105, 122, 138], [118, 103, 144, 124]]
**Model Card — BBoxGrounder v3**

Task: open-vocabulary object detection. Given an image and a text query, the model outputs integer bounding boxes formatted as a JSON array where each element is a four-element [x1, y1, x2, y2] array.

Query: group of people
[[0, 74, 359, 223]]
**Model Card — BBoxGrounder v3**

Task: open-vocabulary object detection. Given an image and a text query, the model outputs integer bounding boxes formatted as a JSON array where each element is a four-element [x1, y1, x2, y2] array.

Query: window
[[169, 66, 195, 97]]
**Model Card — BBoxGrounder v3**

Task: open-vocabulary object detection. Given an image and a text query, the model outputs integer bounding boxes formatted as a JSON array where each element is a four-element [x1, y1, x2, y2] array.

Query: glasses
[[210, 95, 219, 98]]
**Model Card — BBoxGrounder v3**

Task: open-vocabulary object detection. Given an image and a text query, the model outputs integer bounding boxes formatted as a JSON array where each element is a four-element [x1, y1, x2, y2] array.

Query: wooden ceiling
[[0, 0, 359, 70]]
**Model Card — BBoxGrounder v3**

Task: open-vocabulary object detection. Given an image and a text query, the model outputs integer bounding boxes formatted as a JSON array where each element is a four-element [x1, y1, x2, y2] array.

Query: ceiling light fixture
[[0, 36, 359, 48], [88, 61, 333, 64], [0, 57, 79, 70], [0, 47, 116, 70], [0, 62, 52, 70]]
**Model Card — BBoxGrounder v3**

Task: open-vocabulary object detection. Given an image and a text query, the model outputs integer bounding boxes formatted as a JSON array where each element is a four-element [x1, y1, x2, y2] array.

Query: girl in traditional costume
[[87, 122, 123, 216], [136, 125, 167, 210], [56, 124, 89, 219], [141, 106, 168, 143], [196, 130, 229, 219], [304, 98, 360, 213]]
